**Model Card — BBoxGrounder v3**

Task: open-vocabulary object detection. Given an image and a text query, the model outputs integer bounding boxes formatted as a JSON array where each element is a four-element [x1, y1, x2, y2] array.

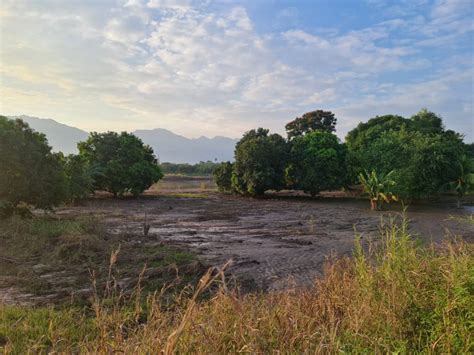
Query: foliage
[[346, 110, 466, 200], [160, 160, 218, 176], [0, 116, 67, 215], [346, 114, 407, 152], [78, 132, 163, 196], [213, 161, 233, 193], [409, 108, 444, 135], [285, 110, 337, 139], [62, 154, 96, 202], [1, 219, 472, 353], [286, 131, 347, 196], [232, 128, 289, 196], [359, 170, 397, 210], [442, 155, 474, 208]]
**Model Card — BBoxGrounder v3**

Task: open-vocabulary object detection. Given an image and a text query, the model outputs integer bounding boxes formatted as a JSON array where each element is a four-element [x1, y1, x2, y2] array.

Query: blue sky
[[0, 0, 472, 141]]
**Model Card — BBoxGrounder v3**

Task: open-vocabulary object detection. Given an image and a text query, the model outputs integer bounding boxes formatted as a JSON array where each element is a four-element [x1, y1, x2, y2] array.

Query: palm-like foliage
[[443, 155, 474, 208], [359, 170, 398, 210]]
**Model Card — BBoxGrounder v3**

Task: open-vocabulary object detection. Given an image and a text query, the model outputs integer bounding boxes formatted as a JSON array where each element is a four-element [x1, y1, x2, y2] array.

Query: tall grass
[[1, 217, 472, 353]]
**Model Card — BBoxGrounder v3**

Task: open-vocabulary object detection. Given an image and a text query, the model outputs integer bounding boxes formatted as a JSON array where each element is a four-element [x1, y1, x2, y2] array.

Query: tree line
[[160, 161, 218, 176], [213, 109, 474, 209], [0, 116, 163, 217]]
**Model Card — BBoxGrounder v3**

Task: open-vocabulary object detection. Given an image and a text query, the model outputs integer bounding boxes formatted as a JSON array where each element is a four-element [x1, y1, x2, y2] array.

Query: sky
[[0, 0, 473, 141]]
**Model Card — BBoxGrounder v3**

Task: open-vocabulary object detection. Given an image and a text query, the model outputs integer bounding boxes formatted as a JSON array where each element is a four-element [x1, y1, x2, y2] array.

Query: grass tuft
[[1, 217, 472, 353]]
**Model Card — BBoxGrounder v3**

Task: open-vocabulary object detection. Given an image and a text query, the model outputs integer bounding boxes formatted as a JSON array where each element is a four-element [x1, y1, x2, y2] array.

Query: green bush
[[213, 161, 233, 193]]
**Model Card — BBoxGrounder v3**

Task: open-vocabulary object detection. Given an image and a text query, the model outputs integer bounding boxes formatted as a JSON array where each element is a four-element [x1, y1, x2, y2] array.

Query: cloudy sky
[[0, 0, 472, 140]]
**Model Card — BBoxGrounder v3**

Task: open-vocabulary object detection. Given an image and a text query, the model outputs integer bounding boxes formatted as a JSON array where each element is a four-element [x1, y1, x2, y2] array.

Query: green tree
[[63, 154, 97, 202], [78, 132, 163, 196], [442, 155, 474, 208], [213, 161, 233, 193], [232, 128, 288, 196], [0, 116, 67, 215], [358, 128, 465, 200], [408, 108, 444, 135], [359, 170, 398, 210], [285, 110, 337, 139], [286, 131, 347, 197]]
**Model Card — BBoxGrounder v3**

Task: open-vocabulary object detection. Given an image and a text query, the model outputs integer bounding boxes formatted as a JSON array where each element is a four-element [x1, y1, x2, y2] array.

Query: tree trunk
[[456, 197, 462, 209], [370, 199, 377, 211]]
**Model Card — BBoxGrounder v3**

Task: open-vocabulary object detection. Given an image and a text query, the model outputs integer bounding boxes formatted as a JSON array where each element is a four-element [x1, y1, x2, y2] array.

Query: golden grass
[[1, 217, 473, 353]]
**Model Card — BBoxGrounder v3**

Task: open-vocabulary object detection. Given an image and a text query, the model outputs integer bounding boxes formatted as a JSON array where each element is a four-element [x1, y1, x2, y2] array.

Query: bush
[[0, 116, 67, 214], [286, 131, 347, 196], [78, 132, 163, 196], [213, 161, 233, 193], [232, 128, 289, 196]]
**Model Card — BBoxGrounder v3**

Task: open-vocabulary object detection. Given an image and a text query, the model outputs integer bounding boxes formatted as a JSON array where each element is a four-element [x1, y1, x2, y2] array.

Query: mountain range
[[10, 115, 237, 163]]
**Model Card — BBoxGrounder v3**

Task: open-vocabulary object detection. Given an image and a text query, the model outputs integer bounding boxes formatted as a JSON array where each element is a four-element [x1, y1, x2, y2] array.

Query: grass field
[[1, 216, 472, 353]]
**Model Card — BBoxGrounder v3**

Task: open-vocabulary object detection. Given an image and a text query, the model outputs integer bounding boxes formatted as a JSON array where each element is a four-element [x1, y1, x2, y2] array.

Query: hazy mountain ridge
[[10, 115, 237, 163]]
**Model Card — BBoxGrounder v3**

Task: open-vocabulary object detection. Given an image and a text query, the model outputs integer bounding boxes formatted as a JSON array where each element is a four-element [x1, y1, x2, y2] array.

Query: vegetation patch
[[1, 219, 472, 353], [0, 215, 203, 305]]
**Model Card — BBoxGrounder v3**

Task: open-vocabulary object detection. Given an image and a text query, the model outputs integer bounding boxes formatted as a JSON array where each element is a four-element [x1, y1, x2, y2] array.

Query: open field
[[3, 175, 472, 306]]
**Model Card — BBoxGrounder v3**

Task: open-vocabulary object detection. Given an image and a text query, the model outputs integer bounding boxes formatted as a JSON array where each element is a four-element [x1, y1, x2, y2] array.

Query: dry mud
[[55, 177, 474, 292]]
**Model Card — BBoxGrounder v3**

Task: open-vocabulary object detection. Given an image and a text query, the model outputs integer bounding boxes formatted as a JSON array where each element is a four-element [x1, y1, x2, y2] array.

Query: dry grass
[[1, 217, 473, 353]]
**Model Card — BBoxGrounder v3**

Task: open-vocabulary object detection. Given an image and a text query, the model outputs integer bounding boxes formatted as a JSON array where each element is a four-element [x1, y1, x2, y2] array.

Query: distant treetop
[[285, 110, 337, 139]]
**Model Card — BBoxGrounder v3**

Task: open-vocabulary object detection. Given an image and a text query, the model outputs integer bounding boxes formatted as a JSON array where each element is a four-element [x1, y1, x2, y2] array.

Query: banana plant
[[359, 170, 398, 210], [442, 155, 474, 209]]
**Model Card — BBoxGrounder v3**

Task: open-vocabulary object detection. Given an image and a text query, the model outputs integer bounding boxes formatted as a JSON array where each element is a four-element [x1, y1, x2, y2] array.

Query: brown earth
[[1, 175, 472, 305], [55, 175, 474, 292]]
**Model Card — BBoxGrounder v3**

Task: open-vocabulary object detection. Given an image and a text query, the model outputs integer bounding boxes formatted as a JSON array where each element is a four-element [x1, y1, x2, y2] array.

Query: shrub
[[213, 161, 233, 193], [359, 170, 398, 210]]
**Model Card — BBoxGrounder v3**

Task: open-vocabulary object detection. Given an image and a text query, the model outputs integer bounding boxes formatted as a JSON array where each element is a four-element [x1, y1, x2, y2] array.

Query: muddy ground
[[53, 175, 474, 292]]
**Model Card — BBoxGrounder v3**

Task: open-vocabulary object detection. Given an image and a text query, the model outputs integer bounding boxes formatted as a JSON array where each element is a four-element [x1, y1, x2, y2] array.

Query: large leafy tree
[[345, 114, 407, 152], [0, 116, 67, 213], [285, 110, 337, 139], [78, 132, 163, 196], [359, 128, 465, 200], [408, 108, 444, 135], [62, 154, 96, 202], [286, 131, 347, 196], [232, 128, 288, 196]]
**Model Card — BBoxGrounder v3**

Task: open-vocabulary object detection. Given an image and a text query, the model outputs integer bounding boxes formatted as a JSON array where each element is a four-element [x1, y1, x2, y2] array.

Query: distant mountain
[[133, 128, 237, 163], [12, 115, 89, 155], [10, 115, 237, 163]]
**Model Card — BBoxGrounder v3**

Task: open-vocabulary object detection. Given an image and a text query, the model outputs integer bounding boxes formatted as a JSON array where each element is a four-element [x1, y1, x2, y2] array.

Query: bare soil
[[55, 176, 474, 292]]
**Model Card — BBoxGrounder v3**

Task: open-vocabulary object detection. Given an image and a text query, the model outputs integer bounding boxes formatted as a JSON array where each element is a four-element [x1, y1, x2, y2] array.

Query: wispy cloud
[[0, 0, 472, 140]]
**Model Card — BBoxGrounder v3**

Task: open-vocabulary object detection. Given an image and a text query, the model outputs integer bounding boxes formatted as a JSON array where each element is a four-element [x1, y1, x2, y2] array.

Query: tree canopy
[[232, 128, 288, 196], [286, 131, 347, 196], [285, 110, 337, 139], [0, 116, 67, 213], [78, 131, 163, 196]]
